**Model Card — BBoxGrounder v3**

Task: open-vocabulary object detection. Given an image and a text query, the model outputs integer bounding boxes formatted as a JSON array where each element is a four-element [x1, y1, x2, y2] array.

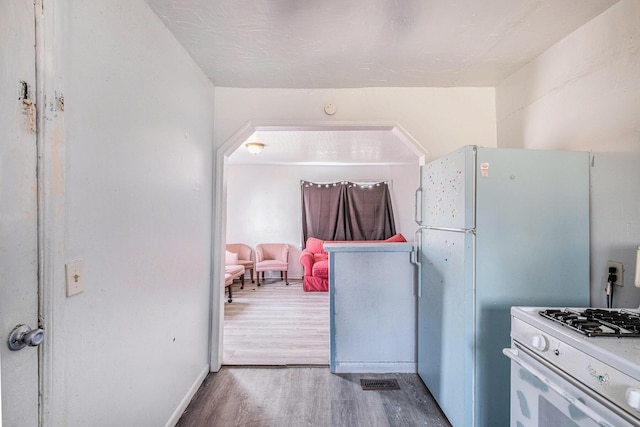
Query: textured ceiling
[[145, 0, 617, 88], [145, 0, 618, 164]]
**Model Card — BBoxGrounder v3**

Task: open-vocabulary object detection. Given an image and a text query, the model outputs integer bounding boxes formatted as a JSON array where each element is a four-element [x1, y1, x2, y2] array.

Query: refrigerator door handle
[[414, 188, 423, 226], [423, 225, 475, 234], [411, 228, 423, 298]]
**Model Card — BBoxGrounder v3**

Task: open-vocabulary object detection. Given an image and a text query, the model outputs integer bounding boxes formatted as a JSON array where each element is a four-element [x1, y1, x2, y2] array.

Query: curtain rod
[[300, 180, 391, 187]]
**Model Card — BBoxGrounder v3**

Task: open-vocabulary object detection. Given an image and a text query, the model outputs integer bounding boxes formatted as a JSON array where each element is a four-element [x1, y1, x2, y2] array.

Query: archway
[[209, 121, 427, 370]]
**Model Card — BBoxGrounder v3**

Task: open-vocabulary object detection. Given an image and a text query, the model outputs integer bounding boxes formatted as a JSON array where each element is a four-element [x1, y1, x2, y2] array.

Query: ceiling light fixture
[[245, 142, 265, 155]]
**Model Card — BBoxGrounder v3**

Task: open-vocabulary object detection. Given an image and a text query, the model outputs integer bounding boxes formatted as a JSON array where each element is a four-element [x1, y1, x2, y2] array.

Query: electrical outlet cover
[[607, 261, 623, 287]]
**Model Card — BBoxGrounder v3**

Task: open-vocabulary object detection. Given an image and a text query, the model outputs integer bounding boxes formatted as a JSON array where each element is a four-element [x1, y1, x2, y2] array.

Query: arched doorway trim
[[209, 120, 427, 370]]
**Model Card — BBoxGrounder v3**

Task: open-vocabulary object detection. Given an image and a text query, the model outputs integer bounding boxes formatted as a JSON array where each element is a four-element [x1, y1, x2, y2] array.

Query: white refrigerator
[[414, 146, 591, 427]]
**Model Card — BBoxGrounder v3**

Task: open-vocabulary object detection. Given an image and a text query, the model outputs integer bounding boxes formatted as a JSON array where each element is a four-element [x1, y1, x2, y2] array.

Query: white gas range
[[503, 306, 640, 427]]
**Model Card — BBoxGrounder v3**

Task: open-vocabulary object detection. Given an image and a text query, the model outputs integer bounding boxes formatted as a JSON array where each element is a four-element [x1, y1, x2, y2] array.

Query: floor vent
[[360, 379, 401, 391]]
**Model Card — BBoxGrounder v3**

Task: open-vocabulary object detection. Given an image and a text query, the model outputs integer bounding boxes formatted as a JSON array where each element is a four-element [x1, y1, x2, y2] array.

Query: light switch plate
[[65, 261, 85, 297]]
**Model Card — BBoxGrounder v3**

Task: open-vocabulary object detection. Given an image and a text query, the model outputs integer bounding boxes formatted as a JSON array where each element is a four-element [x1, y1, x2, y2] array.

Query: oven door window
[[539, 395, 579, 427], [513, 368, 601, 427]]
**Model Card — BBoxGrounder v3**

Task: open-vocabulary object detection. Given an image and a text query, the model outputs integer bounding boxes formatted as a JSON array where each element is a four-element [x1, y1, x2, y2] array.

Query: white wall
[[496, 0, 639, 152], [55, 1, 215, 425], [590, 153, 640, 308], [214, 87, 497, 160], [226, 164, 420, 277], [496, 0, 640, 307]]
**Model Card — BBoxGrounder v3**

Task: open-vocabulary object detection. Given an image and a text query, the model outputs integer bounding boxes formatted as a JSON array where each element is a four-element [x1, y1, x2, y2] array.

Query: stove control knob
[[531, 335, 548, 352], [626, 388, 640, 412]]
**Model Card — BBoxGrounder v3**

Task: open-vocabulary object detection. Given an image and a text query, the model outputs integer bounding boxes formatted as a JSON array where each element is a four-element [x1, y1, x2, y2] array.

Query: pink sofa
[[299, 233, 407, 292]]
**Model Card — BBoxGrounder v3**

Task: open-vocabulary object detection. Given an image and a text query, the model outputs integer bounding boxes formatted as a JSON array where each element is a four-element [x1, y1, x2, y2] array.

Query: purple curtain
[[344, 182, 396, 241], [301, 181, 396, 242], [301, 181, 348, 241]]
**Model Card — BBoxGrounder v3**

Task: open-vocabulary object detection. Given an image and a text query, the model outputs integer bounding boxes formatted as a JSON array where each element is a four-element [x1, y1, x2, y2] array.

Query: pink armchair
[[224, 273, 234, 303], [224, 250, 244, 302], [299, 234, 407, 292], [299, 238, 329, 292], [226, 243, 255, 284], [255, 243, 289, 286]]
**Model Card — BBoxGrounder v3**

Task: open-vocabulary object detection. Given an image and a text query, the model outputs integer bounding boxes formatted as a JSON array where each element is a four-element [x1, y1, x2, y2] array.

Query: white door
[[0, 0, 40, 425]]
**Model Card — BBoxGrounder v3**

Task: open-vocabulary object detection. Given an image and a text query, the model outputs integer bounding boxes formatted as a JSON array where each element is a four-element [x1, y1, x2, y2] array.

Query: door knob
[[7, 324, 44, 351]]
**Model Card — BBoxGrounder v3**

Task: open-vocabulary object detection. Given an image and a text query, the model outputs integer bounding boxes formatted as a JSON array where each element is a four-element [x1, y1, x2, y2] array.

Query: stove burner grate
[[539, 308, 640, 337]]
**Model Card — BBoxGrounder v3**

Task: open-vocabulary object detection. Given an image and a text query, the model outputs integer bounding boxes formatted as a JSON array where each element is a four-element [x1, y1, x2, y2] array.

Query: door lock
[[7, 324, 44, 351]]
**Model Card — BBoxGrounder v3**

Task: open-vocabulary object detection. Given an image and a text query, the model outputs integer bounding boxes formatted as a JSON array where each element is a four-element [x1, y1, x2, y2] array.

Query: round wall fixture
[[245, 142, 265, 154], [324, 103, 337, 115]]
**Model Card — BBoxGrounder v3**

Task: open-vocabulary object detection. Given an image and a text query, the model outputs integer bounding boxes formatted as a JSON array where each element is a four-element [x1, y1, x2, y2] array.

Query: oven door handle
[[503, 348, 610, 426]]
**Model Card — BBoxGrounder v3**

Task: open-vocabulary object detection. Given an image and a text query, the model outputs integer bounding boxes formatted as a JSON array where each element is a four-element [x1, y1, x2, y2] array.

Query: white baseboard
[[333, 362, 416, 374], [165, 365, 209, 427]]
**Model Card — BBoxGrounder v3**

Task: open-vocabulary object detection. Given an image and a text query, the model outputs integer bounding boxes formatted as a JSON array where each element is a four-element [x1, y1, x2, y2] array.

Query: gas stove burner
[[583, 308, 640, 332], [539, 308, 640, 337]]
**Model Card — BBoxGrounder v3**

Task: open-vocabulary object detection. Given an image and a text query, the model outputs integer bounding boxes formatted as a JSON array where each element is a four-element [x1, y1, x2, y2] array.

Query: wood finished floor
[[223, 278, 330, 365], [177, 367, 452, 427]]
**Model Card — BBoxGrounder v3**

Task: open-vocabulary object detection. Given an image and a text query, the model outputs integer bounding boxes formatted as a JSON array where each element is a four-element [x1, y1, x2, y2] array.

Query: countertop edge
[[323, 242, 414, 253]]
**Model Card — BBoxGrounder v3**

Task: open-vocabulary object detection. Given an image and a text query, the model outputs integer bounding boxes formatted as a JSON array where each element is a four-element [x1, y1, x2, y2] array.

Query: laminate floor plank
[[177, 367, 451, 427], [223, 278, 330, 366], [202, 279, 451, 426]]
